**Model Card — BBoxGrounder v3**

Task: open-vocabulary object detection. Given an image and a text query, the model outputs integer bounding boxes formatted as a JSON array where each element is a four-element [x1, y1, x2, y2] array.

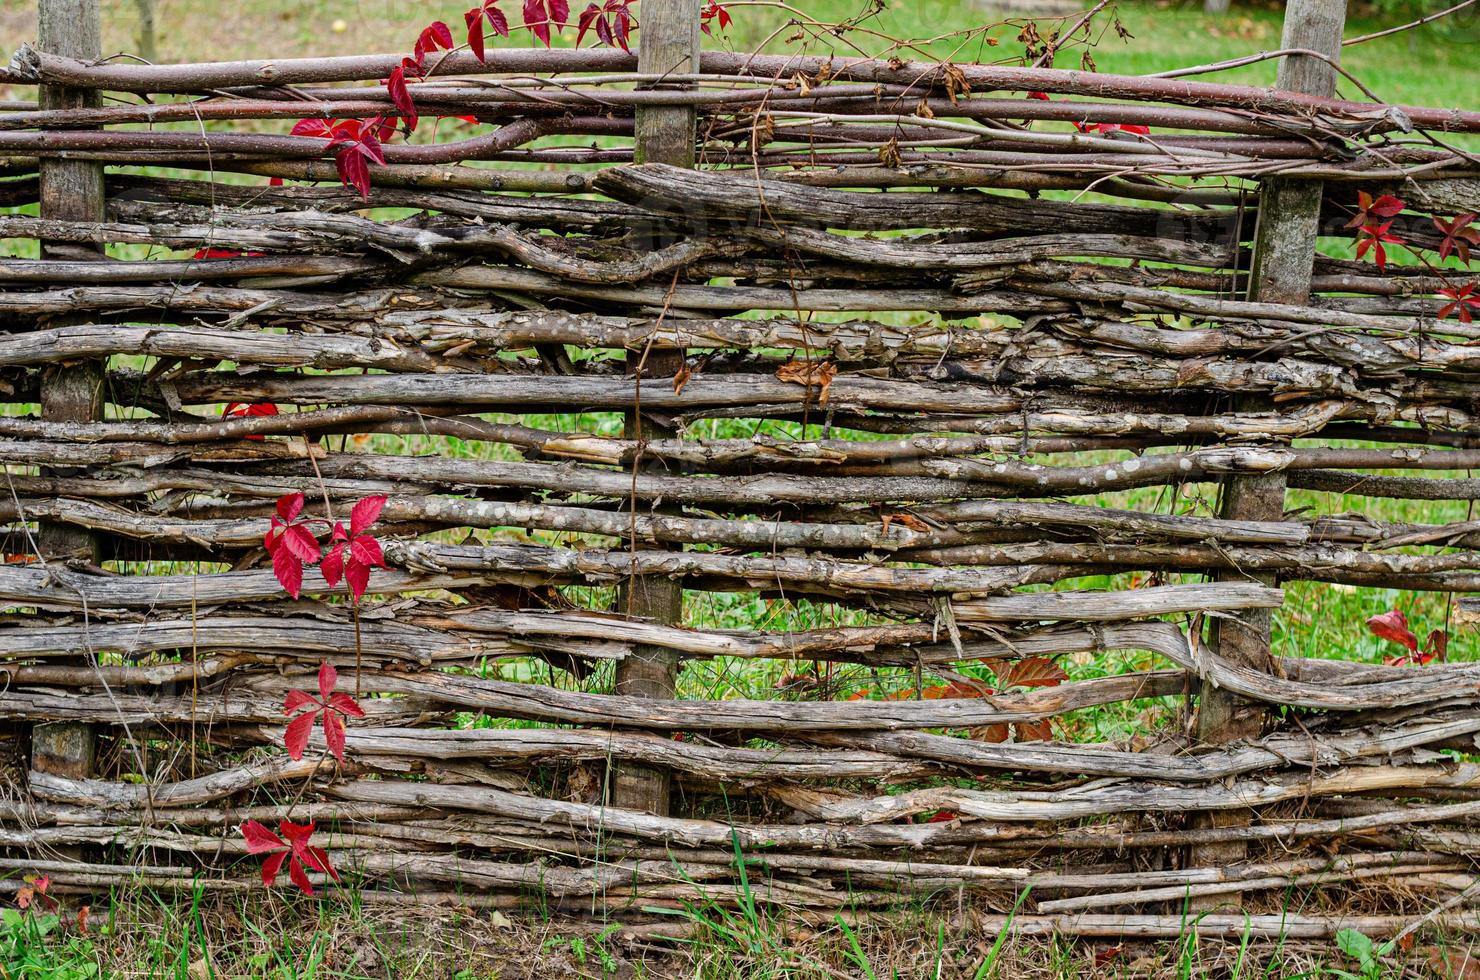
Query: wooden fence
[[3, 0, 1480, 939]]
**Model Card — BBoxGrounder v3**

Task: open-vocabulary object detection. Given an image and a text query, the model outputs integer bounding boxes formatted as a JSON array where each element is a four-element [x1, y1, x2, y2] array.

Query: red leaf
[[280, 820, 316, 845], [1439, 284, 1480, 324], [277, 493, 305, 523], [523, 0, 570, 45], [284, 710, 316, 760], [305, 846, 340, 882], [289, 118, 337, 139], [281, 524, 320, 565], [261, 851, 288, 887], [334, 143, 375, 199], [924, 809, 958, 823], [320, 542, 345, 587], [1368, 193, 1405, 218], [328, 692, 367, 718], [272, 547, 304, 599], [346, 559, 372, 601], [322, 709, 347, 761], [1355, 221, 1403, 273], [1435, 213, 1479, 264], [318, 661, 338, 700], [1346, 191, 1406, 230], [241, 820, 285, 854], [288, 855, 315, 896], [75, 906, 90, 935], [223, 401, 279, 441], [577, 3, 602, 45], [1424, 628, 1449, 664], [284, 690, 316, 714], [1367, 609, 1419, 653], [466, 7, 487, 60], [701, 0, 731, 34], [350, 495, 387, 536], [413, 20, 456, 64], [466, 0, 510, 60], [386, 67, 417, 129], [350, 535, 385, 569]]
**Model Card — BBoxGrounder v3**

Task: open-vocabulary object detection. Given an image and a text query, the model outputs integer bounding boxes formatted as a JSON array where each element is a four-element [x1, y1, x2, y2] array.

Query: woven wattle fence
[[3, 0, 1480, 938]]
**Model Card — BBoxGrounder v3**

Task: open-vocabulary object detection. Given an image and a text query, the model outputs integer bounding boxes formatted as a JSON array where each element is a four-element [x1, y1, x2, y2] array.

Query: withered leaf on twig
[[775, 359, 839, 404]]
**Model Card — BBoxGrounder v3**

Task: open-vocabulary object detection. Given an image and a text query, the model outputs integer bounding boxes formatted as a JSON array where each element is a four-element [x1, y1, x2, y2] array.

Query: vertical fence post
[[1189, 0, 1346, 887], [612, 0, 700, 816], [30, 0, 105, 783]]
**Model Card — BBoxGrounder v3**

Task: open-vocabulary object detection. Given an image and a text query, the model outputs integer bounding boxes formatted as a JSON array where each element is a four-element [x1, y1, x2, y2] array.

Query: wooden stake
[[612, 0, 699, 816], [31, 0, 105, 787], [1190, 0, 1345, 900]]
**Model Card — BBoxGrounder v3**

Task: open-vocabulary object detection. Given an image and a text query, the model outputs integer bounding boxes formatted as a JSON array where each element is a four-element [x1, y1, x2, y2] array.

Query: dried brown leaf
[[775, 359, 839, 404], [1003, 656, 1068, 689]]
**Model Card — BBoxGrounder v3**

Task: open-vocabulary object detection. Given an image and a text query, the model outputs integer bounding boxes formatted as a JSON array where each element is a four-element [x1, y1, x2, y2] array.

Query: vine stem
[[354, 602, 363, 699]]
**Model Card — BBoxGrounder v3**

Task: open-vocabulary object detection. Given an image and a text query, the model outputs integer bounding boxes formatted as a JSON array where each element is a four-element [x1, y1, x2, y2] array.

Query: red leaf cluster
[[700, 0, 732, 35], [264, 492, 319, 599], [1355, 221, 1404, 272], [262, 492, 389, 601], [413, 20, 456, 63], [1435, 213, 1479, 264], [578, 0, 635, 50], [1345, 191, 1405, 231], [242, 819, 340, 895], [285, 661, 367, 761], [1440, 283, 1480, 323], [321, 496, 388, 601], [288, 117, 392, 199], [1366, 609, 1448, 666]]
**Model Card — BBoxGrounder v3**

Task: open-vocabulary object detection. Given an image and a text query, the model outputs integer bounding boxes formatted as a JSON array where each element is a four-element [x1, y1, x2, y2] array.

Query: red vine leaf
[[283, 661, 366, 761], [223, 401, 278, 441], [1434, 213, 1479, 265], [577, 0, 635, 50], [386, 66, 417, 129], [1345, 191, 1406, 230], [1439, 283, 1480, 323], [241, 819, 340, 896], [413, 20, 456, 65], [700, 1, 732, 35], [321, 495, 388, 602], [466, 0, 511, 61], [1355, 221, 1403, 272], [264, 492, 321, 599], [523, 0, 571, 45], [287, 117, 392, 199], [1367, 609, 1418, 653]]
